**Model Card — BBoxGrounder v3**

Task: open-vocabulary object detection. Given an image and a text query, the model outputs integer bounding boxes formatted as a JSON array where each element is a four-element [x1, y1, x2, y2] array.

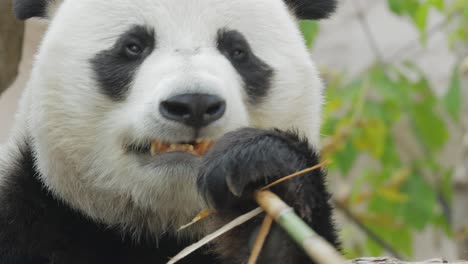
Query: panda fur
[[0, 0, 340, 263]]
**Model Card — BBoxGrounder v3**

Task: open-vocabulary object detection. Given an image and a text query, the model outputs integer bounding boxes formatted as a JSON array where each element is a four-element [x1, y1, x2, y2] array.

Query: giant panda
[[0, 0, 340, 263]]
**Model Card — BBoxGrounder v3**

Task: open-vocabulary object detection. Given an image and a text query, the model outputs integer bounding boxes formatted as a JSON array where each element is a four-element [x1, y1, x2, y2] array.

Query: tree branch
[[0, 1, 25, 95]]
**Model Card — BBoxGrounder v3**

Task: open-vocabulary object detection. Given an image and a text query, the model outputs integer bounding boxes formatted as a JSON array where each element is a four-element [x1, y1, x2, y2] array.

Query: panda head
[[14, 0, 336, 236]]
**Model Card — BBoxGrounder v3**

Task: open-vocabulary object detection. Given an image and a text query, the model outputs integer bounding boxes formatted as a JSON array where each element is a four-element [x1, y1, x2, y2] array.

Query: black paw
[[197, 128, 320, 214]]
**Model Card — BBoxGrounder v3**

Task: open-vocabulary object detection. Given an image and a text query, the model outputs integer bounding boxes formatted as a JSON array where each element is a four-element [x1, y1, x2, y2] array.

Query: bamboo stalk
[[247, 216, 273, 264], [255, 190, 345, 264], [168, 207, 264, 264]]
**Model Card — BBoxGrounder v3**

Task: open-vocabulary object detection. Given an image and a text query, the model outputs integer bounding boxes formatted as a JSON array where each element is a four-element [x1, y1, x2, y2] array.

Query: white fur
[[12, 0, 324, 238]]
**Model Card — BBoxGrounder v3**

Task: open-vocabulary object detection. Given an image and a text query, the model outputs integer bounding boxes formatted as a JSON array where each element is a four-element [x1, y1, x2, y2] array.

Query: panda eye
[[124, 42, 144, 58], [230, 48, 248, 61]]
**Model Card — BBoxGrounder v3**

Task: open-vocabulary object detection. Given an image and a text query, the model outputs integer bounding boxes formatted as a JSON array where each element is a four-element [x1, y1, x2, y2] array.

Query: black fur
[[217, 29, 274, 104], [13, 0, 48, 20], [198, 128, 340, 263], [0, 143, 217, 264], [285, 0, 338, 20], [91, 25, 156, 101]]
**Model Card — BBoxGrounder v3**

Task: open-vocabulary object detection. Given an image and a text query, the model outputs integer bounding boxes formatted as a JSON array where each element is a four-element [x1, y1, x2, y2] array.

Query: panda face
[[24, 0, 328, 235]]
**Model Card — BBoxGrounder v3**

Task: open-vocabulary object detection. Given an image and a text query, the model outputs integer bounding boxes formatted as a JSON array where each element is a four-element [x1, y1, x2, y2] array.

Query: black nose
[[160, 94, 226, 128]]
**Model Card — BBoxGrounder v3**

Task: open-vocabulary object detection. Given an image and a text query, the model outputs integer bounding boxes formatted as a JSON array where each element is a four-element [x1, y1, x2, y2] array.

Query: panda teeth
[[194, 140, 214, 156], [150, 141, 166, 156], [169, 144, 178, 151], [149, 140, 214, 156]]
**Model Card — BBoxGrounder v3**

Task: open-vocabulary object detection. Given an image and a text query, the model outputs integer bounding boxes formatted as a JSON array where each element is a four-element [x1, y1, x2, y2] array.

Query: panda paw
[[197, 128, 320, 214]]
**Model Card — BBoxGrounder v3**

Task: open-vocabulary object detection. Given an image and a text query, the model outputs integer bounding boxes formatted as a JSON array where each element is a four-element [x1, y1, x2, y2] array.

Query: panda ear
[[13, 0, 62, 20], [284, 0, 337, 20]]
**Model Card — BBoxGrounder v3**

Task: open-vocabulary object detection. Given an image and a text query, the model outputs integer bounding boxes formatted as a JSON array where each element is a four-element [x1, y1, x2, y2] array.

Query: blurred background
[[1, 0, 467, 260]]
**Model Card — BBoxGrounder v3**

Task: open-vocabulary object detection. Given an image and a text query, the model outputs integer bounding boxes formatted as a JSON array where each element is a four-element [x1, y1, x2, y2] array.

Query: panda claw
[[226, 176, 242, 197]]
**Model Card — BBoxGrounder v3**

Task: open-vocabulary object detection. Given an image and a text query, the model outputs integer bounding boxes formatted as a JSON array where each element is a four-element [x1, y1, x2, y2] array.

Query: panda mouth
[[128, 139, 215, 157]]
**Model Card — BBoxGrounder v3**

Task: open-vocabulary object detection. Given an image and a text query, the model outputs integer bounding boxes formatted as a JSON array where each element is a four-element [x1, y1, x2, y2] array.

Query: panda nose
[[159, 94, 226, 128]]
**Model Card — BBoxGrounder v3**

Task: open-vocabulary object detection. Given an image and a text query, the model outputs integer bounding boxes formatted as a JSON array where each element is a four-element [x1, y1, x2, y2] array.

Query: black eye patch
[[217, 29, 274, 104], [91, 25, 156, 101]]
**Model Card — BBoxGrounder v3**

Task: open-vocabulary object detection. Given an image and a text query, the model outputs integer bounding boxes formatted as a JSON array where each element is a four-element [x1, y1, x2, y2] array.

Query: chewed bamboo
[[247, 216, 273, 264], [178, 209, 214, 231], [261, 160, 330, 191]]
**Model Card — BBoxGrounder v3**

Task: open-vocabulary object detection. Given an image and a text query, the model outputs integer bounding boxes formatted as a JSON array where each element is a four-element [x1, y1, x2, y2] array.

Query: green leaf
[[369, 195, 397, 215], [353, 119, 387, 158], [381, 137, 401, 168], [367, 222, 413, 257], [441, 169, 454, 204], [299, 20, 320, 48], [389, 227, 413, 257], [369, 66, 408, 107], [410, 102, 448, 152], [364, 237, 385, 256], [443, 66, 461, 121], [387, 0, 405, 14], [465, 2, 468, 19], [333, 140, 358, 176], [428, 0, 444, 11], [414, 3, 430, 42], [398, 173, 436, 230], [321, 118, 339, 137], [342, 78, 365, 101], [432, 213, 452, 236], [387, 0, 419, 16], [399, 68, 437, 107], [378, 187, 408, 203], [365, 100, 401, 124]]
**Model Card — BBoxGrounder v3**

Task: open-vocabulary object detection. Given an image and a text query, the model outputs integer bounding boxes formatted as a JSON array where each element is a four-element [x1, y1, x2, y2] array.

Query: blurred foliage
[[387, 0, 468, 46], [300, 0, 468, 258], [446, 0, 468, 47], [387, 0, 444, 42]]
